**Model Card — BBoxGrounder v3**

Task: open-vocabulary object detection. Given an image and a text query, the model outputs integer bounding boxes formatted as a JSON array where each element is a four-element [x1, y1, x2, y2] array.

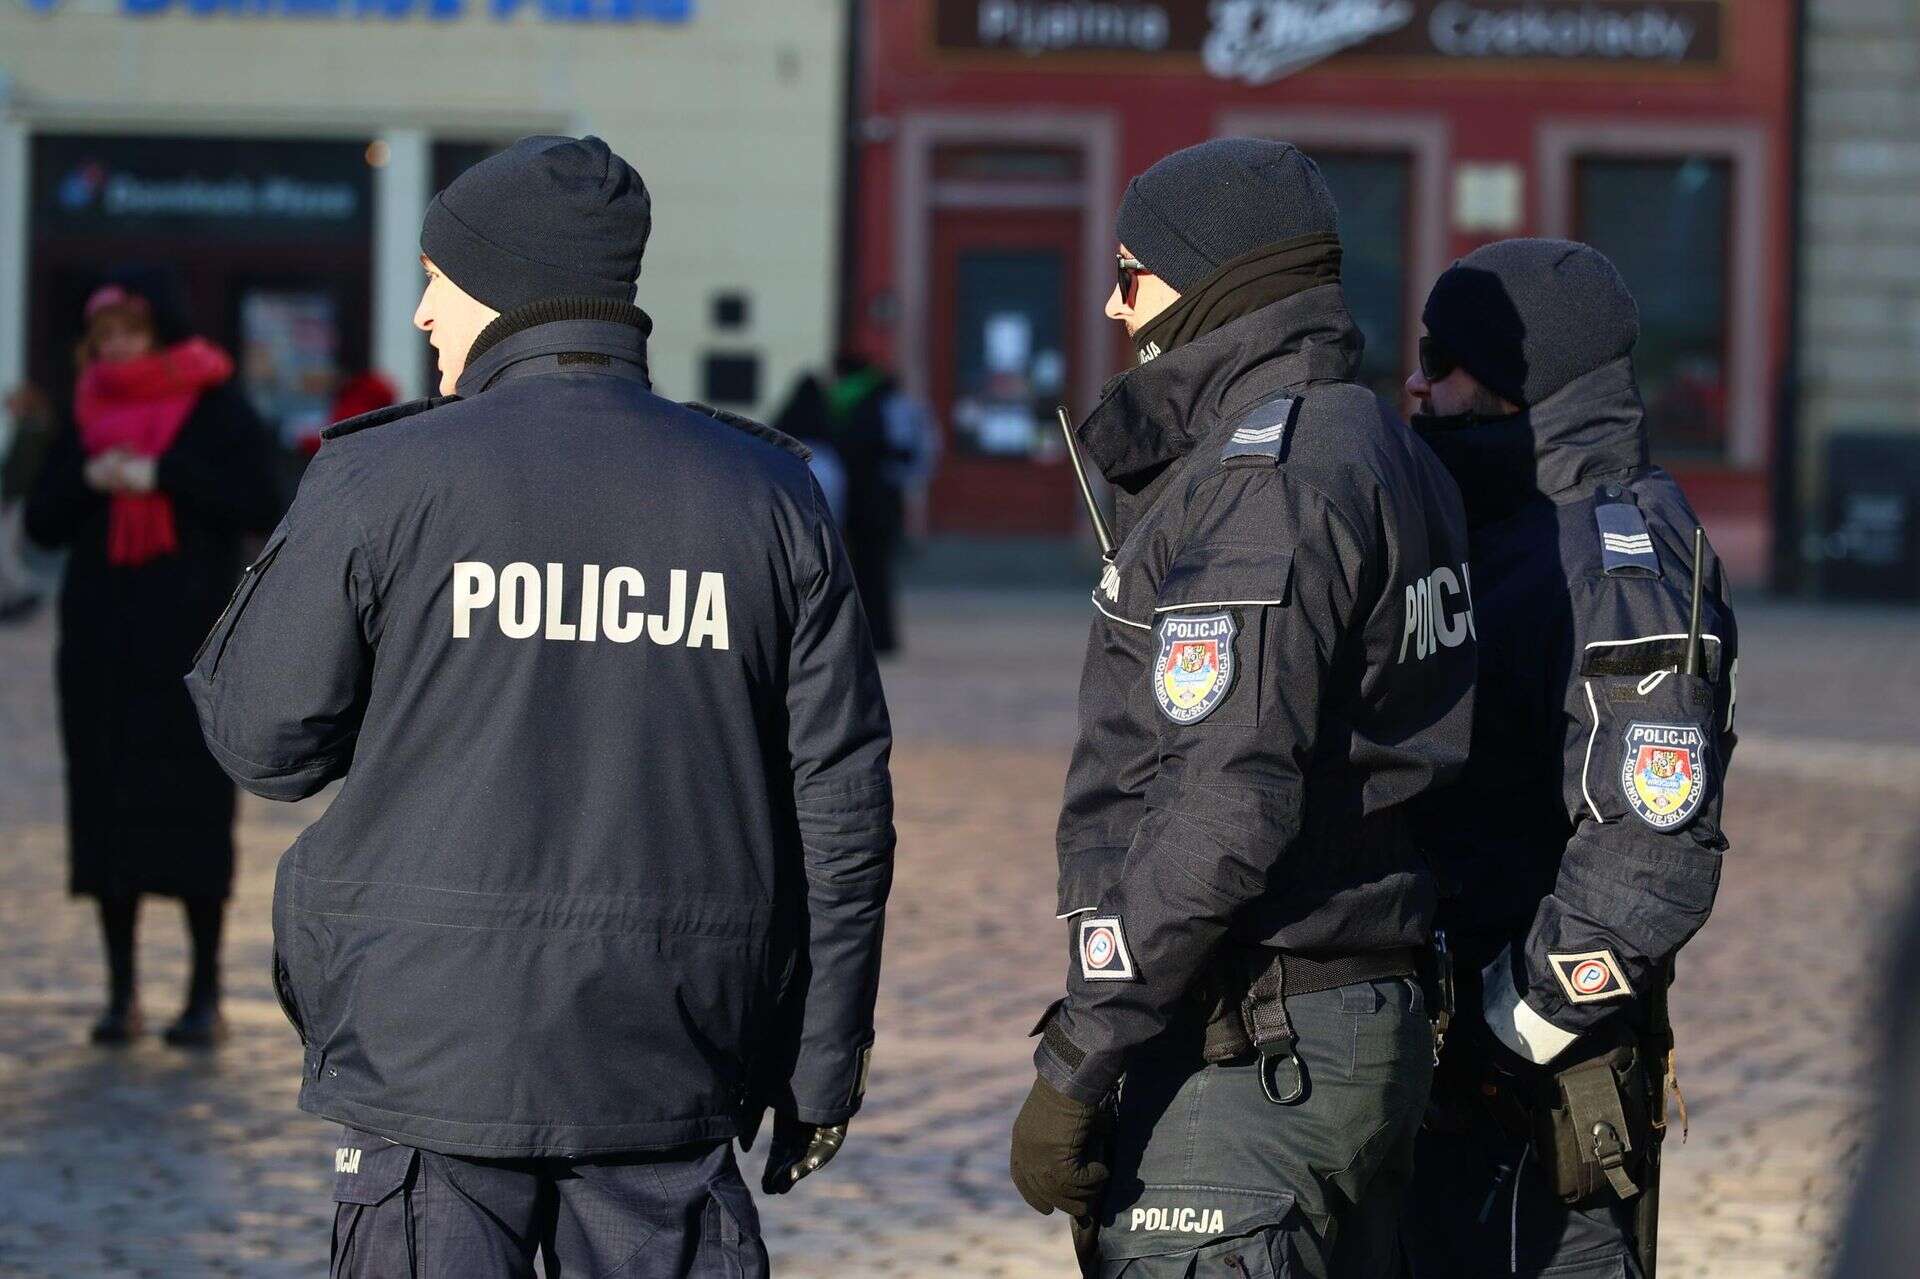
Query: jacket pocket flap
[[330, 1133, 414, 1205], [1155, 545, 1293, 614]]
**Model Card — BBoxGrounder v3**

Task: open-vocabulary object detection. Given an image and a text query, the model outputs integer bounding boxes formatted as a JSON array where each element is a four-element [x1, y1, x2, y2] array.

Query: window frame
[[1217, 109, 1451, 395], [1536, 121, 1771, 470]]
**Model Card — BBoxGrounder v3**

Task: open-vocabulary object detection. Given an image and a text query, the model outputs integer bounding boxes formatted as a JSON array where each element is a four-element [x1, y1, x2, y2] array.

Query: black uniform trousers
[[329, 1130, 767, 1278], [1094, 977, 1433, 1278]]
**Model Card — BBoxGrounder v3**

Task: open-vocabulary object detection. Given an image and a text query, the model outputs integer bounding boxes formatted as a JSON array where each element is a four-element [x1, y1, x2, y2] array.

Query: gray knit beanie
[[1421, 239, 1639, 408], [1115, 138, 1340, 292]]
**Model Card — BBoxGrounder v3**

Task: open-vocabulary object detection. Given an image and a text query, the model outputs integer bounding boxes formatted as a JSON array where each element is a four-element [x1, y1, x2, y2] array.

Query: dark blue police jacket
[[1411, 356, 1737, 1066], [188, 301, 895, 1158]]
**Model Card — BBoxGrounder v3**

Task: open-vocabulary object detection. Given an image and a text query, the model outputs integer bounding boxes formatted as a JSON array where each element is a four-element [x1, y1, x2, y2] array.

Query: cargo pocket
[[329, 1131, 416, 1279], [1099, 1187, 1299, 1278], [1575, 660, 1719, 834], [1150, 545, 1293, 729], [704, 1175, 769, 1279], [192, 530, 285, 677]]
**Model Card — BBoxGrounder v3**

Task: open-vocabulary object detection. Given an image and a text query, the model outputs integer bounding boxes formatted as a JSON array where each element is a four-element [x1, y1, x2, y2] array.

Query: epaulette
[[1219, 394, 1301, 469], [321, 395, 459, 442], [682, 400, 813, 463], [1594, 487, 1661, 578]]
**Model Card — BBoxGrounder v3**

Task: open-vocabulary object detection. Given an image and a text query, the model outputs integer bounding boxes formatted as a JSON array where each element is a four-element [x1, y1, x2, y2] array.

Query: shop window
[[1576, 156, 1732, 459], [1312, 153, 1410, 404], [947, 247, 1070, 460]]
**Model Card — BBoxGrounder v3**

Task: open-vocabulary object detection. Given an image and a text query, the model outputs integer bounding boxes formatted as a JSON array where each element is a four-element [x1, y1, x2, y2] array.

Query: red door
[[927, 208, 1082, 536]]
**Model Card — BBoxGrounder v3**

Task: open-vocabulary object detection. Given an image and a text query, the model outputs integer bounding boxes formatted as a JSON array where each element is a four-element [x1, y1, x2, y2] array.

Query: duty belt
[[1204, 946, 1422, 1104]]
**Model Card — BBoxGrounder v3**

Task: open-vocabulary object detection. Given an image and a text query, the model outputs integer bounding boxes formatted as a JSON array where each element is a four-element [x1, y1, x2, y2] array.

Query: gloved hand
[[760, 1113, 848, 1195], [1009, 1075, 1111, 1218]]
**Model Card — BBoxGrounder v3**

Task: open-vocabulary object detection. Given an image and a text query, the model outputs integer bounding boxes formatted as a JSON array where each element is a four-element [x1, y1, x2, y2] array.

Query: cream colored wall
[[0, 0, 846, 415]]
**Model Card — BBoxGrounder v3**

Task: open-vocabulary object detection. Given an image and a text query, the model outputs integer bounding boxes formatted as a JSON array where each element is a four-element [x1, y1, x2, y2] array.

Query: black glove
[[761, 1113, 847, 1195], [1009, 1076, 1111, 1218]]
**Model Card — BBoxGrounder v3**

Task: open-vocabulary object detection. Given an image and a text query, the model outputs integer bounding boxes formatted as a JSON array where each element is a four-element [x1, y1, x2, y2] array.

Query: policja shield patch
[[1620, 721, 1707, 829], [1152, 612, 1236, 724]]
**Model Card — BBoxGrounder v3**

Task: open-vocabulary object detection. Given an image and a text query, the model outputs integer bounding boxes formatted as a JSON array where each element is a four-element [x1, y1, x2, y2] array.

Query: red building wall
[[850, 0, 1796, 581]]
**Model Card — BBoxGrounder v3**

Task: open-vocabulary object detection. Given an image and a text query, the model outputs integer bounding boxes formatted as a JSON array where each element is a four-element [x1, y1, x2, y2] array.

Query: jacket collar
[[1523, 356, 1647, 497], [1075, 283, 1363, 490], [1415, 356, 1647, 529], [456, 299, 653, 397]]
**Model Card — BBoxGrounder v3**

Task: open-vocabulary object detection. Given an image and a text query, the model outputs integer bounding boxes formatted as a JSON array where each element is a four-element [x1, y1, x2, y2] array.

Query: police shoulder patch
[[1620, 721, 1708, 829], [1078, 916, 1136, 981], [1595, 499, 1660, 578], [1152, 611, 1236, 724], [320, 394, 458, 441], [1549, 949, 1633, 1004], [1220, 396, 1298, 468]]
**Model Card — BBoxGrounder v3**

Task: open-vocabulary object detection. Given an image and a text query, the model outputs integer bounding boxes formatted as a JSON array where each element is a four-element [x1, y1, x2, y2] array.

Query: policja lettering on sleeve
[[451, 562, 730, 648], [1398, 562, 1476, 663]]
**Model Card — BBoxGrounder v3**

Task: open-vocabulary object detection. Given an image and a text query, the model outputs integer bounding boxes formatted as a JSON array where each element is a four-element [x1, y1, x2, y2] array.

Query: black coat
[[1410, 357, 1738, 1064], [24, 380, 281, 900], [188, 307, 895, 1159], [1035, 286, 1477, 1103]]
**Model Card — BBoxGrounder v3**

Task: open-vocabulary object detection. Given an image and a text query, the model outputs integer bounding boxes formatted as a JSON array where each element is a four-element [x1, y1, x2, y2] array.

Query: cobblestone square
[[2, 590, 1916, 1277]]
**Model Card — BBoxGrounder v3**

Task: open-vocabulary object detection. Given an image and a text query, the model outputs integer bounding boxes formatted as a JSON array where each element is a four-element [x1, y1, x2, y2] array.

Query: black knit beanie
[[1421, 238, 1639, 409], [420, 135, 650, 312], [1116, 138, 1340, 292]]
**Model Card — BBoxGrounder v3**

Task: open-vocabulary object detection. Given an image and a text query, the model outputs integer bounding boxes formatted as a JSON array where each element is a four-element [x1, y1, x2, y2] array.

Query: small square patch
[[1078, 916, 1136, 981], [1549, 949, 1633, 1004]]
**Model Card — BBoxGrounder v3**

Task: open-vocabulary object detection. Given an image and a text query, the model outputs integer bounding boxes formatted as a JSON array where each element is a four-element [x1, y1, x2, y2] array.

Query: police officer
[[1399, 240, 1739, 1278], [1008, 138, 1477, 1277], [188, 136, 895, 1277]]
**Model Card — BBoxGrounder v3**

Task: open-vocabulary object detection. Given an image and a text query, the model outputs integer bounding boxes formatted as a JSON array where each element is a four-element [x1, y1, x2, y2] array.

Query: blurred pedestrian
[[23, 281, 280, 1047], [1400, 241, 1740, 1278], [771, 370, 850, 526], [1, 381, 60, 621], [320, 370, 399, 455], [1832, 868, 1920, 1279], [188, 135, 891, 1276], [824, 352, 911, 654]]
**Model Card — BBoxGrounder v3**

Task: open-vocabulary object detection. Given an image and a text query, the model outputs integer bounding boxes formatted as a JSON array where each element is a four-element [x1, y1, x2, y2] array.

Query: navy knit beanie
[[1115, 138, 1340, 292], [1421, 239, 1639, 409], [420, 135, 650, 312]]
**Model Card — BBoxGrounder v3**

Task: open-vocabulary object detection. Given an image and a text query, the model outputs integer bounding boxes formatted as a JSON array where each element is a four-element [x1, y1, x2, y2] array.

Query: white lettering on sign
[[1203, 0, 1415, 84], [1128, 1206, 1228, 1234], [975, 0, 1172, 54], [1428, 1, 1696, 61], [452, 562, 730, 649], [1399, 562, 1476, 663]]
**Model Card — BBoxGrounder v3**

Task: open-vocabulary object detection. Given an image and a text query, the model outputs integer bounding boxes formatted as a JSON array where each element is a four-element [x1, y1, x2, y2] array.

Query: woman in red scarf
[[25, 283, 281, 1047]]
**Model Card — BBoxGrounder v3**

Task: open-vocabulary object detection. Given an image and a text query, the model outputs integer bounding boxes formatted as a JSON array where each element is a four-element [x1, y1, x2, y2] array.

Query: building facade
[[847, 0, 1798, 583], [1796, 0, 1920, 599], [0, 0, 846, 445]]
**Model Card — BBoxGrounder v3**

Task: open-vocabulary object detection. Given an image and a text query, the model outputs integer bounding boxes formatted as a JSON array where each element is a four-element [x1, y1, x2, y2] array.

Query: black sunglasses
[[1116, 255, 1148, 307], [1418, 335, 1460, 383]]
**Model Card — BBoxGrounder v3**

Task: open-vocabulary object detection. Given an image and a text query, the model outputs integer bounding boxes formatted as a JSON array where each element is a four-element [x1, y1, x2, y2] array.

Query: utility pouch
[[1537, 1037, 1652, 1204]]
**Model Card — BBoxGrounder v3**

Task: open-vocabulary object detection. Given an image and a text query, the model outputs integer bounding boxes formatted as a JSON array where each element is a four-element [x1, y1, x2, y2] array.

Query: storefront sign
[[18, 0, 690, 20], [34, 136, 373, 245], [936, 0, 1723, 78]]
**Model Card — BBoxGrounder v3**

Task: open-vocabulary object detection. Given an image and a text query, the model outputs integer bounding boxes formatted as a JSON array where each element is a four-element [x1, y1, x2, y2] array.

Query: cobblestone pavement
[[2, 590, 1917, 1277]]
